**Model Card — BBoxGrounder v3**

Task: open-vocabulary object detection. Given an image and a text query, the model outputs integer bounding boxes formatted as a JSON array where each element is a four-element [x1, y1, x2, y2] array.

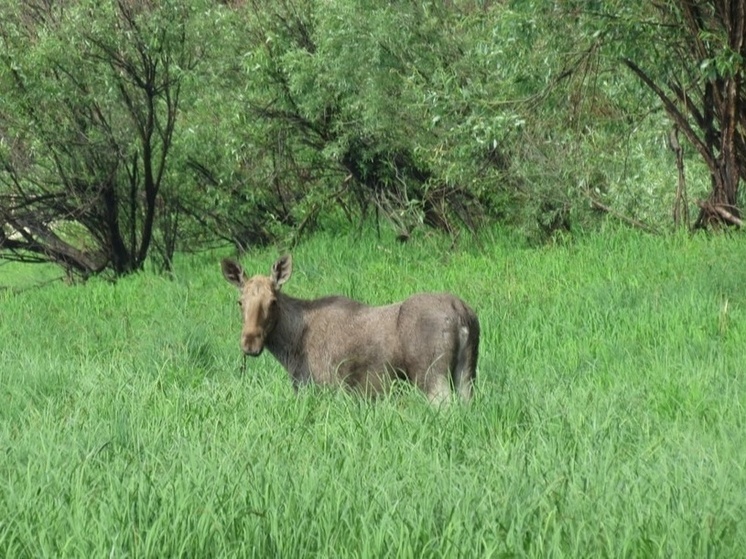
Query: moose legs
[[414, 354, 453, 407]]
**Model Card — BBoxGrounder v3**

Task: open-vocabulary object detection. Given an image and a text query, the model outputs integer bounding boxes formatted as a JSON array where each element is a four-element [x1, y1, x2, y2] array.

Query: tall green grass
[[1, 227, 745, 557]]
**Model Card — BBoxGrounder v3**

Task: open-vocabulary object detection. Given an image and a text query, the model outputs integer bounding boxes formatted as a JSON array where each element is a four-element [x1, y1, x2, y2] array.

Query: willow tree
[[0, 0, 197, 277], [623, 0, 745, 228]]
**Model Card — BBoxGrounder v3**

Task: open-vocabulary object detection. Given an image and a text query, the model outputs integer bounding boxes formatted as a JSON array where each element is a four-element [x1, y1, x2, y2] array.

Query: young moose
[[222, 255, 480, 404]]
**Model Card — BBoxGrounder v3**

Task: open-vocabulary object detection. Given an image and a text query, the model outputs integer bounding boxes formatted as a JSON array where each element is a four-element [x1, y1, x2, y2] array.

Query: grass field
[[1, 226, 745, 557]]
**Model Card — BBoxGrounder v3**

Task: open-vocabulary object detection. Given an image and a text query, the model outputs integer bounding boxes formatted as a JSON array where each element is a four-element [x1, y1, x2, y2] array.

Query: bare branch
[[587, 194, 660, 234], [696, 200, 744, 227], [622, 58, 718, 175]]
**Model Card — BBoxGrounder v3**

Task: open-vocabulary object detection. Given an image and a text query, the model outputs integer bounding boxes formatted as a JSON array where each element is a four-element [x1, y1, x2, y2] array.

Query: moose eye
[[237, 300, 243, 308]]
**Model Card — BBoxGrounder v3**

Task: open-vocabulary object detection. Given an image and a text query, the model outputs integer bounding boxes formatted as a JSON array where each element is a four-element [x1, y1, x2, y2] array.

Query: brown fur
[[222, 255, 480, 404]]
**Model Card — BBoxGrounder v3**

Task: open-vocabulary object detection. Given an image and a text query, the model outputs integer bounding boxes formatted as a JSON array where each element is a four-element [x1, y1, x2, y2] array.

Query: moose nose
[[241, 331, 264, 356]]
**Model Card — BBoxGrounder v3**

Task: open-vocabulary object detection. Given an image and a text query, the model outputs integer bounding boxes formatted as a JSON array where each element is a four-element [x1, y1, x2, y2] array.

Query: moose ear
[[271, 254, 292, 288], [221, 259, 245, 288]]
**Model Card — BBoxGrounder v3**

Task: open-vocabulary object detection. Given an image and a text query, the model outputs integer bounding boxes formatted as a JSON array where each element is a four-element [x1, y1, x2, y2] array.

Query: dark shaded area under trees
[[0, 0, 744, 280]]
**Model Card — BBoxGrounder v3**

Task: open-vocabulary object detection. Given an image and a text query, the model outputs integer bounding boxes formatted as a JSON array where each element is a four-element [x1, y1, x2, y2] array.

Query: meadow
[[1, 227, 745, 558]]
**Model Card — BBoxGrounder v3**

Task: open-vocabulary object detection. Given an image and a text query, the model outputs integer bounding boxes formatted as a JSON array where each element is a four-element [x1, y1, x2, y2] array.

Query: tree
[[622, 0, 745, 228], [219, 0, 488, 239], [0, 0, 195, 277]]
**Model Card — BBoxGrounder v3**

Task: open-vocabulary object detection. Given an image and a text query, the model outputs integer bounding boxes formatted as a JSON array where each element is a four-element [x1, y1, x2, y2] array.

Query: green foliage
[[1, 229, 746, 556], [0, 0, 219, 275], [590, 0, 746, 227], [184, 0, 676, 244], [1, 0, 729, 276]]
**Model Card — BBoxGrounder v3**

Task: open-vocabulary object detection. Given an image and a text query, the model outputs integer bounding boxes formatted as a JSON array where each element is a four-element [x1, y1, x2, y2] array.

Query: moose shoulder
[[221, 255, 480, 405]]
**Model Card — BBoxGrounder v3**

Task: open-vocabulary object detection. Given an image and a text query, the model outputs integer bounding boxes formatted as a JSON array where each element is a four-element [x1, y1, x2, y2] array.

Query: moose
[[221, 255, 480, 405]]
